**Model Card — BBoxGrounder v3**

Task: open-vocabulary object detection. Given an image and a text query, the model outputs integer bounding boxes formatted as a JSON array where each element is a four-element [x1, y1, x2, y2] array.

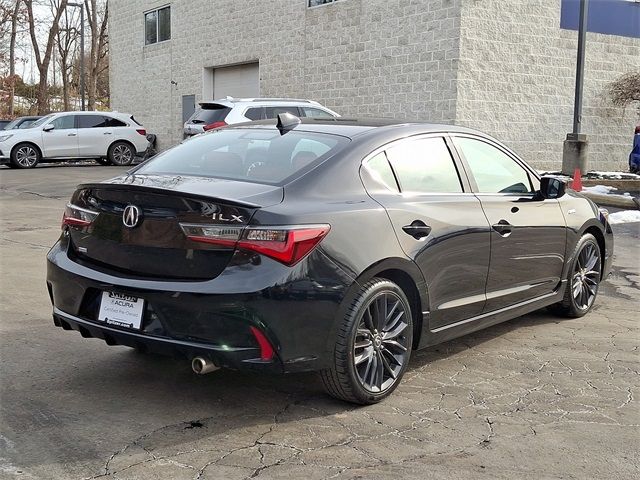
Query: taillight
[[250, 326, 275, 361], [61, 204, 98, 229], [136, 128, 147, 136], [203, 121, 227, 131], [179, 224, 330, 266]]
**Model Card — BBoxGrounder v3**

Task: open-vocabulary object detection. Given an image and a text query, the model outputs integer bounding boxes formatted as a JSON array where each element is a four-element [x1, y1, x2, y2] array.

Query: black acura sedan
[[47, 115, 613, 404]]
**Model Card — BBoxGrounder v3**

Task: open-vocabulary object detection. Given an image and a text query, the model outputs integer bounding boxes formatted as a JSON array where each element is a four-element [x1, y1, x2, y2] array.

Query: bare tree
[[24, 0, 68, 113], [609, 72, 640, 117], [8, 0, 22, 116], [84, 0, 108, 110], [55, 0, 79, 110]]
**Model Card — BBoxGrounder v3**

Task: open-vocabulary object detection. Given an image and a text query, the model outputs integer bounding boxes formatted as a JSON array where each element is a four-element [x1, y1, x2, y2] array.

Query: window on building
[[385, 137, 463, 194], [145, 6, 171, 45], [308, 0, 342, 7]]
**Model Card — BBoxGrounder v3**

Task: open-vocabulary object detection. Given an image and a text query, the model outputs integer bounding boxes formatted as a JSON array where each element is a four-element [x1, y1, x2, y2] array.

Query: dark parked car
[[630, 124, 640, 174], [0, 120, 10, 129], [46, 115, 613, 404], [3, 115, 42, 130]]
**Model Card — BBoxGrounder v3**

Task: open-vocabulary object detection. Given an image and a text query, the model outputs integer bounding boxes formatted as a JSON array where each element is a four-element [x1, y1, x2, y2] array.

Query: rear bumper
[[46, 237, 355, 373], [52, 307, 281, 372]]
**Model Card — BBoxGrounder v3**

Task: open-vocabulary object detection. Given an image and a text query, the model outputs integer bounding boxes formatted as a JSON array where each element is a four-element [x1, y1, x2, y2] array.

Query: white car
[[183, 98, 340, 136], [0, 111, 150, 169]]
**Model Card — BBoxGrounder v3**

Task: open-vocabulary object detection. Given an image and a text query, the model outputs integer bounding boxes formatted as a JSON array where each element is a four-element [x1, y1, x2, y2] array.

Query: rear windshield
[[136, 128, 349, 184], [188, 104, 231, 124]]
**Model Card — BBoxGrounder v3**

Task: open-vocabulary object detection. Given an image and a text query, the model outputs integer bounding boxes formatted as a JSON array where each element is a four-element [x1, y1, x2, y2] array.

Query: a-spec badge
[[122, 205, 142, 228]]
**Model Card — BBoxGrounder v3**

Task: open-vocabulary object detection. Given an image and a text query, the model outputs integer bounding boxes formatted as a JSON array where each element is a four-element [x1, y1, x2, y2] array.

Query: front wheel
[[549, 233, 602, 317], [11, 143, 41, 169], [321, 278, 413, 404], [108, 141, 134, 166]]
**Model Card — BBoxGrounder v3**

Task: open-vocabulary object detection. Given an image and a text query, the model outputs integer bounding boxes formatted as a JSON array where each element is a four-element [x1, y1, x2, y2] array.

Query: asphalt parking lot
[[1, 164, 639, 480]]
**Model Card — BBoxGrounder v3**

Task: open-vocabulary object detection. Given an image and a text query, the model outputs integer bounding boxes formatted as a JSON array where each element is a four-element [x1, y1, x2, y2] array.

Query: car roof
[[200, 98, 322, 107], [227, 117, 485, 139]]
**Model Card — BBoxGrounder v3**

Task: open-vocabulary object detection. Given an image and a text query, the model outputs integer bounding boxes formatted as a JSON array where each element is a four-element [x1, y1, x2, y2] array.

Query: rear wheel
[[108, 141, 134, 166], [549, 233, 601, 317], [11, 143, 40, 169], [321, 278, 413, 404]]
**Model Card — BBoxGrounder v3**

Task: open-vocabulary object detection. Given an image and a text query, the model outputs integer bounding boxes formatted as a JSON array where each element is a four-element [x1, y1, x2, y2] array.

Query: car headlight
[[0, 134, 13, 142]]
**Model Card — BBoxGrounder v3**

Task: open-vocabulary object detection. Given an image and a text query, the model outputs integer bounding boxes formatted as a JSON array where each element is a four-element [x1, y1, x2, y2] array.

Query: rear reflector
[[203, 121, 227, 131], [250, 326, 275, 361], [136, 129, 147, 136], [62, 203, 98, 229], [180, 224, 330, 266]]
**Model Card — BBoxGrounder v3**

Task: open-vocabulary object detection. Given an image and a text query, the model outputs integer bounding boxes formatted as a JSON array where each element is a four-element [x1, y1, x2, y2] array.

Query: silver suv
[[183, 98, 339, 136]]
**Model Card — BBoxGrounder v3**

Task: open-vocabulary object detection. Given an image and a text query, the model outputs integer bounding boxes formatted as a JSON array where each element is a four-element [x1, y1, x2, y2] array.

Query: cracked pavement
[[1, 165, 638, 479]]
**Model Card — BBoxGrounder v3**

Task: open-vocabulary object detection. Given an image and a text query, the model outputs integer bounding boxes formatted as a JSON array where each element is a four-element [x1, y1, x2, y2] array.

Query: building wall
[[109, 0, 462, 150], [456, 0, 640, 172]]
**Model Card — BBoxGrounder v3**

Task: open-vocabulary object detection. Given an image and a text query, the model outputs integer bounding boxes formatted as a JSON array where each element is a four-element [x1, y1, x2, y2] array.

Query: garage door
[[213, 63, 259, 99]]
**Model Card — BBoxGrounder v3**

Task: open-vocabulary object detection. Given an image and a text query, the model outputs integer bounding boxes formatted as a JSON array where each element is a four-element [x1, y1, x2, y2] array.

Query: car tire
[[108, 141, 134, 166], [10, 143, 41, 169], [95, 157, 111, 166], [549, 233, 602, 318], [320, 278, 413, 405]]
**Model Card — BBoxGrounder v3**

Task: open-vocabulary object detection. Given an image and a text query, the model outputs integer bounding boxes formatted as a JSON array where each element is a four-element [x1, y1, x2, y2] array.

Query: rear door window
[[244, 107, 264, 121], [136, 129, 349, 184], [385, 137, 463, 194], [302, 107, 335, 119], [188, 105, 231, 124], [78, 115, 109, 128], [106, 117, 127, 127], [264, 106, 301, 118]]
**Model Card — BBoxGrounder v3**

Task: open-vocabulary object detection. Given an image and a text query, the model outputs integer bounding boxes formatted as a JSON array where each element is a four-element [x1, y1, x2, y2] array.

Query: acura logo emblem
[[122, 205, 141, 228]]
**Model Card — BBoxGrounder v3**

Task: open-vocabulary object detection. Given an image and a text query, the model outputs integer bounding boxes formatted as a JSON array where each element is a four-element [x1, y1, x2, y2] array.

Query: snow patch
[[608, 210, 640, 224], [583, 185, 618, 195]]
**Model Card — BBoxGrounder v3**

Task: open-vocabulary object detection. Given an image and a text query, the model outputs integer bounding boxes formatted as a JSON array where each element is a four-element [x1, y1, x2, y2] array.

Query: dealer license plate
[[98, 292, 145, 329]]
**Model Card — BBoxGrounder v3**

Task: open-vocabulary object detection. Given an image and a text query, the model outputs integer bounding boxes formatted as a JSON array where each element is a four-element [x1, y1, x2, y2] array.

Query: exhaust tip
[[191, 356, 219, 375]]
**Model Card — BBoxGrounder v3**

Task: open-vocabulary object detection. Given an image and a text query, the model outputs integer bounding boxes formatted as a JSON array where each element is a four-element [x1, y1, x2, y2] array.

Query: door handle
[[492, 219, 512, 237], [67, 133, 77, 137], [402, 221, 432, 240], [103, 132, 112, 135]]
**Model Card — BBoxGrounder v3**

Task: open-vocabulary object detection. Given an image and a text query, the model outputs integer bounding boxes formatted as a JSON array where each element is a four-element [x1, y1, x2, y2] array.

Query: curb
[[581, 192, 640, 210]]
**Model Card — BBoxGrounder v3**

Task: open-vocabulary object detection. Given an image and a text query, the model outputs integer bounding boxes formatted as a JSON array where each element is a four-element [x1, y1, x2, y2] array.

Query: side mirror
[[538, 176, 566, 199], [42, 124, 55, 132]]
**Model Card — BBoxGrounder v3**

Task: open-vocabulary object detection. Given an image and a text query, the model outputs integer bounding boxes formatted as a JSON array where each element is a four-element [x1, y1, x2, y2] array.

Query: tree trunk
[[9, 0, 21, 116], [84, 0, 108, 110], [25, 0, 69, 114]]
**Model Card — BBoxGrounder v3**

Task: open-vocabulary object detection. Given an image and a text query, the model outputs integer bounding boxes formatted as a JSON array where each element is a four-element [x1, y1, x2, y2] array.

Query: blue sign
[[560, 0, 640, 39]]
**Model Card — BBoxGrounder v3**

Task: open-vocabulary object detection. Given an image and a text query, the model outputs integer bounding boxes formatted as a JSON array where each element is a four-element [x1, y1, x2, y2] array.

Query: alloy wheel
[[112, 144, 133, 165], [353, 291, 410, 393], [571, 242, 601, 310], [15, 146, 38, 168]]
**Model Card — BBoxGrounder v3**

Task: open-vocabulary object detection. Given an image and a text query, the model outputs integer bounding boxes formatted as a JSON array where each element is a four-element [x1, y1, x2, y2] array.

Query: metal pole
[[80, 6, 85, 111], [572, 0, 588, 134]]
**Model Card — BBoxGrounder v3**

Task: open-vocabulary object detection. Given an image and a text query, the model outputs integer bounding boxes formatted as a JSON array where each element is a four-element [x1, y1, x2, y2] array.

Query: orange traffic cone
[[572, 168, 582, 192]]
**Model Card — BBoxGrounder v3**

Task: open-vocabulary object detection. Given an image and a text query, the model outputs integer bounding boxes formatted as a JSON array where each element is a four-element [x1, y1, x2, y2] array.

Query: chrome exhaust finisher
[[191, 356, 219, 375]]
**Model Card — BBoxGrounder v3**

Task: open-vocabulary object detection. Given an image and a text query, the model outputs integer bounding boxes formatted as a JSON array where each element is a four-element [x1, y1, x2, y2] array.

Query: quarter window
[[145, 6, 171, 45], [453, 137, 533, 194], [364, 152, 399, 192], [50, 115, 75, 130], [244, 107, 264, 121], [385, 137, 463, 194], [264, 106, 301, 118]]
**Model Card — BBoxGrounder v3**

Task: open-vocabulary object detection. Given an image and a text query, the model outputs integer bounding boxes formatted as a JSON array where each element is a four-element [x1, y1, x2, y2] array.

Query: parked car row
[[0, 111, 149, 169]]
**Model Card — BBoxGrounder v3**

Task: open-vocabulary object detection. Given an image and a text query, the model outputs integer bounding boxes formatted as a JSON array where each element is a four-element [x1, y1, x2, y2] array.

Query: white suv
[[0, 111, 150, 169], [183, 98, 340, 136]]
